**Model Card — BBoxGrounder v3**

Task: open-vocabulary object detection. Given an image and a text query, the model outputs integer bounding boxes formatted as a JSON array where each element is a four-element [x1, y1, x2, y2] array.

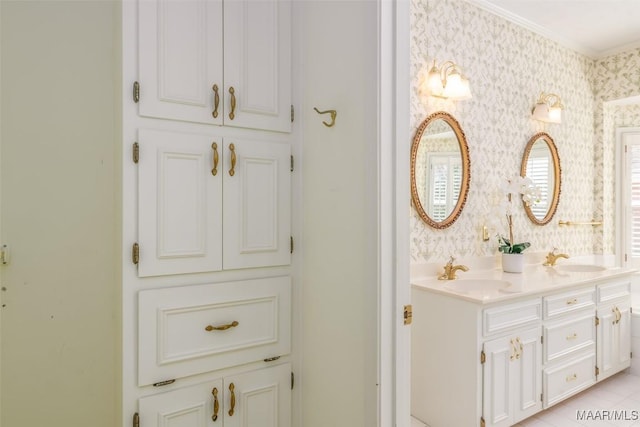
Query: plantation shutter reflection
[[527, 150, 551, 219], [427, 153, 462, 222], [630, 144, 640, 258]]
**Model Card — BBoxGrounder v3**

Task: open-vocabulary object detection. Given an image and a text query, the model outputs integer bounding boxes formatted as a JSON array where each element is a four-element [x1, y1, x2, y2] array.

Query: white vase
[[502, 253, 524, 273]]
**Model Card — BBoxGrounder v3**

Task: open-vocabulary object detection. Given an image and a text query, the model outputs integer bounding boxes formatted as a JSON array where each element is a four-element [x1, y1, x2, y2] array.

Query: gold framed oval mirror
[[410, 111, 470, 229], [520, 132, 561, 225]]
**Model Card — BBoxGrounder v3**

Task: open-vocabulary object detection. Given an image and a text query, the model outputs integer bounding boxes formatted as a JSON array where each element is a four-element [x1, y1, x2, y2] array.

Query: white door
[[224, 363, 291, 427], [139, 379, 223, 427], [138, 128, 223, 277], [223, 0, 291, 132], [138, 0, 223, 125], [222, 138, 290, 270], [483, 337, 514, 427], [597, 304, 617, 379], [513, 328, 542, 424]]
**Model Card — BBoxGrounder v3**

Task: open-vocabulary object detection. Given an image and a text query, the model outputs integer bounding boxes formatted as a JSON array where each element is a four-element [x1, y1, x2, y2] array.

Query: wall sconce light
[[422, 60, 472, 100], [531, 92, 563, 123]]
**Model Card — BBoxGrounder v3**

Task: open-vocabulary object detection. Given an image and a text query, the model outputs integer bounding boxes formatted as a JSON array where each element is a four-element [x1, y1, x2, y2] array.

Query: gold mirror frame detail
[[520, 132, 561, 226], [410, 111, 471, 229]]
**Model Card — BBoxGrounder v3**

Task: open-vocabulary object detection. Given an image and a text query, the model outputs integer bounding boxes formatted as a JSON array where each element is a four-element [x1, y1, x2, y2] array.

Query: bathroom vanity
[[411, 264, 636, 427]]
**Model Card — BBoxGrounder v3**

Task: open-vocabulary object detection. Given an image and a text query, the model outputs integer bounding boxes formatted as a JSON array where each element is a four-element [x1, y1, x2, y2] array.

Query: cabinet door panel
[[597, 304, 618, 379], [482, 338, 513, 427], [513, 328, 542, 423], [225, 363, 291, 427], [138, 129, 223, 276], [139, 0, 223, 124], [224, 0, 291, 132], [616, 301, 632, 368], [139, 379, 222, 427], [223, 139, 290, 269]]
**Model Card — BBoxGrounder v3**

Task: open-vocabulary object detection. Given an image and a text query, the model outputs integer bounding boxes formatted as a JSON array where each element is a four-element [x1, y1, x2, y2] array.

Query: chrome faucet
[[543, 248, 570, 266], [438, 256, 469, 280]]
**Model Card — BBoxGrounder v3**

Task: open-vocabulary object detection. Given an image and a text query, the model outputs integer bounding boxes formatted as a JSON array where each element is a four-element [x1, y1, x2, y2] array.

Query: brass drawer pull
[[212, 84, 220, 118], [516, 337, 522, 360], [211, 387, 219, 422], [566, 373, 577, 382], [229, 143, 236, 176], [566, 333, 578, 340], [566, 298, 578, 305], [205, 321, 239, 332], [228, 383, 236, 416], [211, 142, 219, 176], [229, 86, 236, 120]]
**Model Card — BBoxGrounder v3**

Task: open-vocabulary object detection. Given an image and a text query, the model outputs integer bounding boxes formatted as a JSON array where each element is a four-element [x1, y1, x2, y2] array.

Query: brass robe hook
[[313, 107, 337, 127]]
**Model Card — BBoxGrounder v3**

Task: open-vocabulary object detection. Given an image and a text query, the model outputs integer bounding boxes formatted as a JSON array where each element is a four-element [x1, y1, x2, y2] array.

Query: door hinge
[[264, 356, 281, 362], [595, 366, 599, 376], [480, 416, 485, 427], [595, 316, 600, 326], [291, 105, 294, 123], [133, 81, 140, 103], [480, 350, 486, 364], [132, 243, 140, 265], [291, 372, 295, 390], [404, 305, 413, 325], [290, 236, 294, 254], [290, 155, 294, 172], [133, 142, 139, 164], [133, 412, 140, 427], [541, 335, 544, 344], [0, 244, 9, 265]]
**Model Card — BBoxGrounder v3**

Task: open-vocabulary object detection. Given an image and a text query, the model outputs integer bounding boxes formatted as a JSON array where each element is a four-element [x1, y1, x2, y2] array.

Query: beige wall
[[296, 0, 379, 426], [0, 1, 118, 425]]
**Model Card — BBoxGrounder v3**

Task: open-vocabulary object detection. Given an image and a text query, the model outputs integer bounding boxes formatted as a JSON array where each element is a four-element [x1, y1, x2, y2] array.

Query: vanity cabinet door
[[483, 327, 542, 427], [597, 298, 631, 381]]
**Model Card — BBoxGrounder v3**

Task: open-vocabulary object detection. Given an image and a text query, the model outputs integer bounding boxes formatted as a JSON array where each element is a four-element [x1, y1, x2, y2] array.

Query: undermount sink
[[444, 279, 514, 297], [555, 264, 607, 273]]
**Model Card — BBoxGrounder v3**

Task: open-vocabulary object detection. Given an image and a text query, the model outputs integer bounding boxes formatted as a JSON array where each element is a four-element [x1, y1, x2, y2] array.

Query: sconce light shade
[[422, 60, 472, 101], [532, 93, 563, 123]]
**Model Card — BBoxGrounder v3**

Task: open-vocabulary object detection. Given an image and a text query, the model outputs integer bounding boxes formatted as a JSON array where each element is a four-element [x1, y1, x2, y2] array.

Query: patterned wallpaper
[[410, 0, 597, 262]]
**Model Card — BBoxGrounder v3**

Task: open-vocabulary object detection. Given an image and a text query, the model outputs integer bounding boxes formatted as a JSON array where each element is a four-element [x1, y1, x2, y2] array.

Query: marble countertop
[[412, 263, 638, 305]]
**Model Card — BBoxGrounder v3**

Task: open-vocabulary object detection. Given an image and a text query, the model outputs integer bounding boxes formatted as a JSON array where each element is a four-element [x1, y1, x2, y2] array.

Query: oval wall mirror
[[520, 132, 561, 225], [410, 111, 470, 229]]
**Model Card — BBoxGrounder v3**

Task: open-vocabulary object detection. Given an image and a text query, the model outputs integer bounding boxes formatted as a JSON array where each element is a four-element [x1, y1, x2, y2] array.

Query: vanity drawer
[[544, 288, 595, 319], [543, 353, 596, 408], [597, 281, 630, 304], [544, 313, 596, 363], [138, 276, 291, 386], [483, 298, 542, 337]]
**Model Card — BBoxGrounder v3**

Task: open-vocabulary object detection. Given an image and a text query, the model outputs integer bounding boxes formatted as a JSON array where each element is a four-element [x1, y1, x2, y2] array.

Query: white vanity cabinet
[[138, 0, 292, 133], [596, 281, 631, 381], [136, 129, 291, 277], [411, 271, 635, 427], [138, 362, 291, 427]]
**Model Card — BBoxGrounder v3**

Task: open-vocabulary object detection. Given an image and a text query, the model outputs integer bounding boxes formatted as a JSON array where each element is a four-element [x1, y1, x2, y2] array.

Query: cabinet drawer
[[483, 298, 542, 337], [598, 281, 630, 304], [543, 353, 596, 408], [544, 313, 596, 363], [543, 288, 595, 319], [138, 276, 291, 386]]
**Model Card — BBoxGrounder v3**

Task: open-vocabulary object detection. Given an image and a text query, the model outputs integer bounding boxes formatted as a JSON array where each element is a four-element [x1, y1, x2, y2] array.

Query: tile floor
[[411, 371, 640, 427]]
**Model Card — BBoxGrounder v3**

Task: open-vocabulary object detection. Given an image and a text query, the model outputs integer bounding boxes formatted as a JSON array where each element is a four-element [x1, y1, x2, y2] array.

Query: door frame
[[378, 0, 410, 426], [616, 125, 640, 267]]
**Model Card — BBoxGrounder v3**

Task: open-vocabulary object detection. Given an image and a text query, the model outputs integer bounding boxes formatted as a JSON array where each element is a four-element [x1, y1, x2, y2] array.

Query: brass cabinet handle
[[205, 320, 239, 332], [516, 337, 522, 360], [212, 84, 220, 118], [211, 387, 219, 422], [566, 298, 578, 305], [509, 339, 516, 361], [229, 143, 236, 176], [615, 307, 622, 324], [211, 142, 219, 176], [229, 86, 236, 120], [566, 373, 577, 382], [566, 333, 578, 340], [228, 383, 236, 416]]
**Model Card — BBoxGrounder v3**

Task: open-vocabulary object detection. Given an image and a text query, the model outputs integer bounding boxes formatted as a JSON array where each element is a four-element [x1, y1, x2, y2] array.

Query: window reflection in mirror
[[411, 111, 470, 229], [521, 132, 561, 225]]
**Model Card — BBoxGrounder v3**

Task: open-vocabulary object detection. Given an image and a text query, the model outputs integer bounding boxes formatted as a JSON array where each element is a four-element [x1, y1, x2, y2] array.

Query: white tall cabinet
[[122, 0, 294, 425]]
